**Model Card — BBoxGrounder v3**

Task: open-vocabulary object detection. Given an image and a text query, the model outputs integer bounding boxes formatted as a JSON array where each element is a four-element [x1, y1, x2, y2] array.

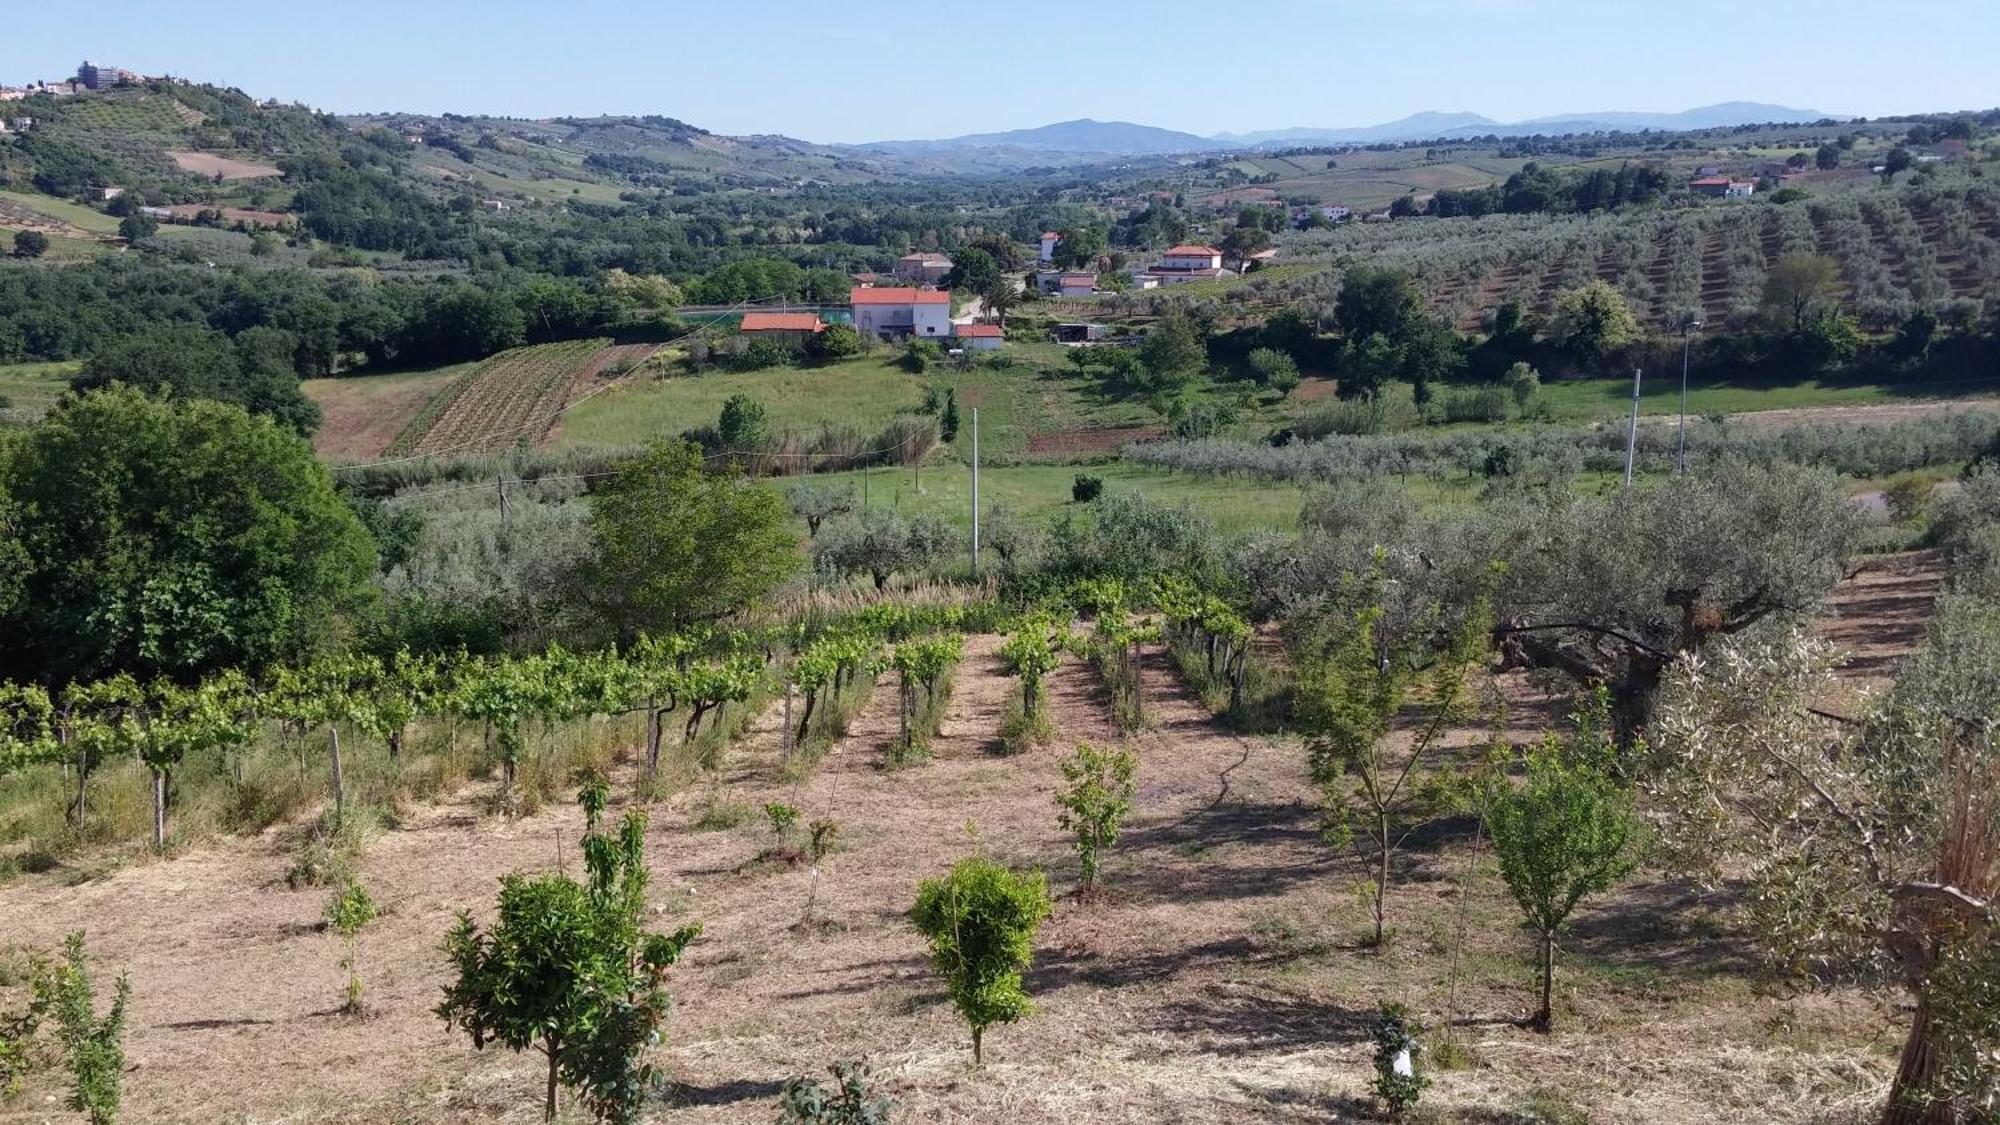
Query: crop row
[[403, 338, 609, 457]]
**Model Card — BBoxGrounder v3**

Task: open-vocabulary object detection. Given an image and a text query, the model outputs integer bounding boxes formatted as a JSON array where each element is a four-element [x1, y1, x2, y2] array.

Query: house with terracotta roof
[[955, 323, 1004, 351], [851, 287, 953, 339], [739, 312, 826, 343], [1035, 270, 1098, 296], [1133, 243, 1234, 286], [1690, 176, 1754, 199], [1038, 231, 1061, 264], [894, 252, 954, 284]]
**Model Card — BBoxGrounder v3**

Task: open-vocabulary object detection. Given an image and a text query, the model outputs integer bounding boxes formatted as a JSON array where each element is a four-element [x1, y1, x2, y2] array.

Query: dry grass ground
[[304, 364, 477, 461], [0, 561, 1945, 1123], [166, 152, 283, 180]]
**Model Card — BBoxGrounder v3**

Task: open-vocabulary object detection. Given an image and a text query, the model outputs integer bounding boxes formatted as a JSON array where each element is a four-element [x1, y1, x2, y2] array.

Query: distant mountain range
[[860, 102, 1832, 158], [857, 118, 1216, 159]]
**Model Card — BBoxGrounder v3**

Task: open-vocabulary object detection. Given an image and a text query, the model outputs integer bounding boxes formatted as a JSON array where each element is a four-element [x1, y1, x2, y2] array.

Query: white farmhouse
[[1133, 243, 1233, 286], [851, 287, 953, 340], [1038, 231, 1060, 264]]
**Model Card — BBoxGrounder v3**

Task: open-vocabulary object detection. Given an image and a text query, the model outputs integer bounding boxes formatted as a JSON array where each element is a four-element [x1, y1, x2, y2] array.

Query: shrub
[[775, 1061, 892, 1124], [325, 878, 379, 1014], [765, 802, 801, 837], [1502, 362, 1540, 414], [1884, 472, 1936, 524], [40, 933, 129, 1125], [1071, 474, 1104, 503], [813, 324, 862, 359], [910, 856, 1051, 1066], [1054, 743, 1138, 894], [1246, 346, 1301, 391], [1371, 1003, 1429, 1117], [437, 783, 701, 1123]]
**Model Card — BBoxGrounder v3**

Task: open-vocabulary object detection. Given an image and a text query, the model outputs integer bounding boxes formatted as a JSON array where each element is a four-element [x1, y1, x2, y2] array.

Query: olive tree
[[910, 857, 1051, 1066], [1489, 458, 1859, 735], [812, 509, 957, 591], [1646, 601, 2000, 1125]]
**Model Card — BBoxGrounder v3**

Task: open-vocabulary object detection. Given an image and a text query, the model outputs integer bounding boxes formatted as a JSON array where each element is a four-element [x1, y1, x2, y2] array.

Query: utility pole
[[970, 407, 981, 579], [1623, 367, 1643, 490], [1676, 317, 1702, 474], [497, 474, 510, 530]]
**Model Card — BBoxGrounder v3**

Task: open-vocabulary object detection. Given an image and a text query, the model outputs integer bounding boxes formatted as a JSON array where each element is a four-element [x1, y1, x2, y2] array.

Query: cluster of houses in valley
[[740, 229, 1283, 351]]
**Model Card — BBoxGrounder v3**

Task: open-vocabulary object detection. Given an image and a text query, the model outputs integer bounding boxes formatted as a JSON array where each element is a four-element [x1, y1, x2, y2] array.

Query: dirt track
[[0, 561, 1943, 1122]]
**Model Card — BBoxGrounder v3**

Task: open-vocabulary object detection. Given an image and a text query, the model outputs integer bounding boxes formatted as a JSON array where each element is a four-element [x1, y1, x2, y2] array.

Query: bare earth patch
[[1027, 426, 1165, 457], [1729, 400, 2000, 428], [305, 366, 471, 461], [167, 151, 283, 180]]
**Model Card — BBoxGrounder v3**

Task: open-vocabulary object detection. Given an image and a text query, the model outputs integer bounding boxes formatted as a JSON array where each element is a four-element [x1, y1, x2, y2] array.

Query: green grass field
[[555, 348, 1181, 459], [0, 361, 80, 421], [1527, 373, 1995, 423], [0, 191, 122, 235], [803, 460, 1309, 538]]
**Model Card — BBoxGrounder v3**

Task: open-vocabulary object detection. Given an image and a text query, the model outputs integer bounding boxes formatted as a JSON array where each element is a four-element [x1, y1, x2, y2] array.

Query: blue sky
[[5, 0, 1995, 143]]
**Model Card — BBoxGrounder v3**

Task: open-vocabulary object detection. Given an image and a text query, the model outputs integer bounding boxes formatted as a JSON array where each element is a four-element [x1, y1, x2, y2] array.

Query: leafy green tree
[[789, 482, 856, 538], [812, 509, 957, 591], [1487, 711, 1639, 1031], [326, 878, 379, 1014], [439, 783, 701, 1123], [813, 323, 862, 359], [1138, 313, 1206, 390], [117, 213, 158, 242], [717, 393, 769, 451], [910, 857, 1051, 1066], [1815, 143, 1841, 170], [1297, 586, 1491, 947], [0, 388, 374, 684], [943, 247, 1000, 294], [939, 387, 960, 443], [39, 933, 129, 1125], [1246, 346, 1300, 392], [11, 231, 48, 259], [1055, 742, 1138, 894], [1050, 225, 1107, 270], [587, 440, 799, 637], [73, 323, 320, 434], [1546, 281, 1639, 368], [1760, 253, 1843, 334], [1883, 146, 1914, 182], [1502, 362, 1540, 414], [1335, 265, 1424, 343]]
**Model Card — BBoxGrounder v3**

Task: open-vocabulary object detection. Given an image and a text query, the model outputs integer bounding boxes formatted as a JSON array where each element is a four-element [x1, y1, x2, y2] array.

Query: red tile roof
[[850, 287, 951, 305], [898, 252, 952, 264], [956, 324, 1003, 338], [1690, 177, 1731, 186], [1164, 244, 1221, 257], [740, 312, 824, 332]]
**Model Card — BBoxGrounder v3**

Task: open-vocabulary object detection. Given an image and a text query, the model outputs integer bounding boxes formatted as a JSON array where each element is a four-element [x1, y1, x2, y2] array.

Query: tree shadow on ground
[[1564, 877, 1762, 981], [666, 1077, 786, 1108], [1141, 984, 1376, 1057], [1109, 798, 1332, 906]]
